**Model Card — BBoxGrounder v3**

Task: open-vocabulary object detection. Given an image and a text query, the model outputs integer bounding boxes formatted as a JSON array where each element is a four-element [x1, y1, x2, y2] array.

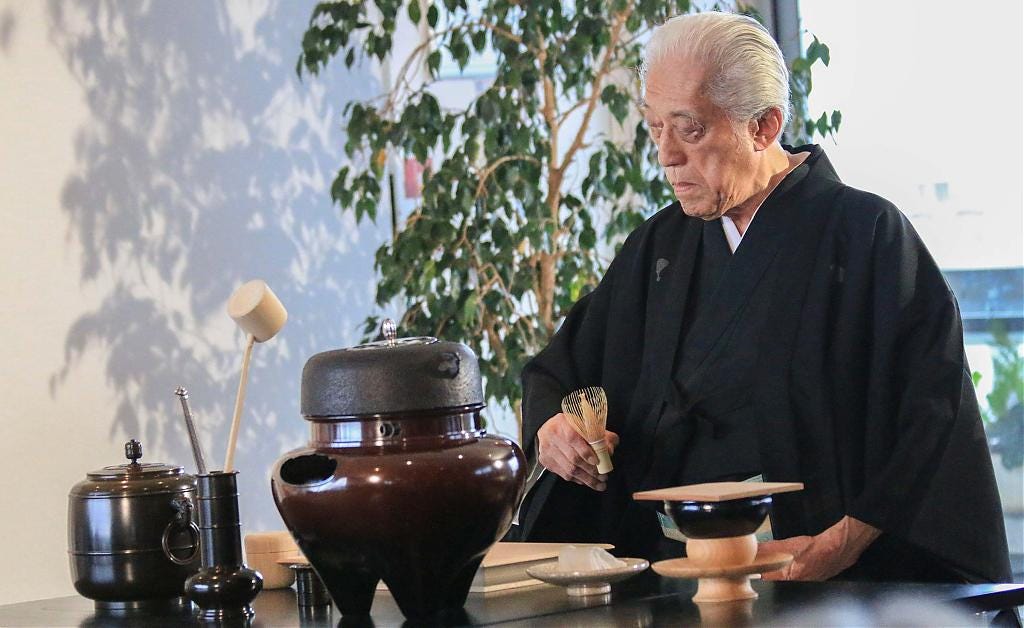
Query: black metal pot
[[68, 439, 201, 611]]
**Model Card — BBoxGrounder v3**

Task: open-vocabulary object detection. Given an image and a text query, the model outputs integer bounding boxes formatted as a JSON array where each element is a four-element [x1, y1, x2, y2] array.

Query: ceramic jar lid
[[300, 319, 484, 418]]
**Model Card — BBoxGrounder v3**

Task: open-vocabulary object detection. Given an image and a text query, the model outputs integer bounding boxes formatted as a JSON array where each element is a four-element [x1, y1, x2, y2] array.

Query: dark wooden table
[[2, 573, 1021, 627]]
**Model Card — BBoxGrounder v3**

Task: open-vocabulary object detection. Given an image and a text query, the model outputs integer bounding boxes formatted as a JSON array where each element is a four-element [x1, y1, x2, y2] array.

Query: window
[[799, 0, 1023, 567]]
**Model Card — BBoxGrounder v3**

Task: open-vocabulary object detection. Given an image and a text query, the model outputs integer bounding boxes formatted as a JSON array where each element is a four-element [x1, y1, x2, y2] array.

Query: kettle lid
[[300, 319, 484, 418]]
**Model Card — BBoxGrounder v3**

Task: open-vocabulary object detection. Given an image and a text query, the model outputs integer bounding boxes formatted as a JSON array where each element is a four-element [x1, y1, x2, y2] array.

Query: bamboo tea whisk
[[561, 387, 613, 474]]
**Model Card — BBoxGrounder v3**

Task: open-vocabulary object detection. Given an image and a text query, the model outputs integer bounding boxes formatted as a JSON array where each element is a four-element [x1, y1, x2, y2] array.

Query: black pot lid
[[87, 461, 180, 480], [301, 319, 484, 418], [72, 440, 193, 498]]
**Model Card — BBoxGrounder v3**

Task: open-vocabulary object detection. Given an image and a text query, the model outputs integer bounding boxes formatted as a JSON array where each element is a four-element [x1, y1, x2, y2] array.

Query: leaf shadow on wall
[[45, 0, 385, 530], [0, 7, 16, 54]]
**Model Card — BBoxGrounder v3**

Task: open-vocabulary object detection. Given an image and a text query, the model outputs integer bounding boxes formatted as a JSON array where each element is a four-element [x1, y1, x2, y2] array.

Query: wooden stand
[[635, 481, 803, 603], [689, 535, 758, 602], [686, 535, 757, 567], [651, 538, 791, 602]]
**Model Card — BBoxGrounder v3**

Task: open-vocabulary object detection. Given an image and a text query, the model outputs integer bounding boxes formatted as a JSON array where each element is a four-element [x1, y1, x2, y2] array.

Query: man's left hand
[[758, 516, 881, 581]]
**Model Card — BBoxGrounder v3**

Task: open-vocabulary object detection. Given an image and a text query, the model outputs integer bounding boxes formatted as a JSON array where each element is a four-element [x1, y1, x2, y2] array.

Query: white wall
[[0, 0, 391, 605]]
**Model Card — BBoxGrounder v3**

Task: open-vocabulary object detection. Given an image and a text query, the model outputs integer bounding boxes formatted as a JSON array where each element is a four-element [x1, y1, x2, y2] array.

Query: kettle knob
[[125, 439, 143, 464], [382, 318, 397, 347]]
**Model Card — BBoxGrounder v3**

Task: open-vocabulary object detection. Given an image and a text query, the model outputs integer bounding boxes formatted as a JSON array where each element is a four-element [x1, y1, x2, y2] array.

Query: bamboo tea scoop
[[224, 279, 287, 472]]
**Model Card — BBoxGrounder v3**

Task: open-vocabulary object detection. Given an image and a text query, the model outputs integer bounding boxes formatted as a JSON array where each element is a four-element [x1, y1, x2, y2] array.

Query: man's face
[[641, 57, 760, 220]]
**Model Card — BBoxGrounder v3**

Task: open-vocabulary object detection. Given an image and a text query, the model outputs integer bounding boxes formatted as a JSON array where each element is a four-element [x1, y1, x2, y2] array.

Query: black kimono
[[514, 145, 1012, 583]]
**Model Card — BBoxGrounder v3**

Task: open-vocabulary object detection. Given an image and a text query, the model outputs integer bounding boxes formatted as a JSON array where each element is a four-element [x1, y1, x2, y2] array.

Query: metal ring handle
[[162, 519, 201, 565]]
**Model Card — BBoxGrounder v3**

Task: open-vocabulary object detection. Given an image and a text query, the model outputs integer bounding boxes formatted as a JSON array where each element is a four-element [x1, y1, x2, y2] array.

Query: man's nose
[[657, 130, 687, 168]]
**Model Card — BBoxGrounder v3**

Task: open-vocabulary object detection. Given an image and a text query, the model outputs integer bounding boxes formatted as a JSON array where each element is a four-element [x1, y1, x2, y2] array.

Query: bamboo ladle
[[223, 279, 287, 472]]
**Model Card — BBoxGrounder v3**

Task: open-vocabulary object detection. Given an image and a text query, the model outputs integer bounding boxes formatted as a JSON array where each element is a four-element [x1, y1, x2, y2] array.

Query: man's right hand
[[537, 413, 619, 492]]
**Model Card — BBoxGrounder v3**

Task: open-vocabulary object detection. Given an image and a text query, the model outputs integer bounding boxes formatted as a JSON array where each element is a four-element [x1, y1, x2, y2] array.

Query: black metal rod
[[175, 387, 208, 474]]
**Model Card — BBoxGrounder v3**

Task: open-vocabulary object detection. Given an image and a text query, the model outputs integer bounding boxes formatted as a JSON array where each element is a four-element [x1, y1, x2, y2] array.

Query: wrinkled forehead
[[640, 56, 715, 117]]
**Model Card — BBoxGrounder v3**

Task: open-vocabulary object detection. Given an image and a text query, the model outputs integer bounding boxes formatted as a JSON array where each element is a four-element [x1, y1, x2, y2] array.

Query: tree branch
[[473, 154, 541, 199], [554, 98, 588, 127], [383, 18, 523, 118], [480, 19, 537, 53], [556, 5, 633, 175]]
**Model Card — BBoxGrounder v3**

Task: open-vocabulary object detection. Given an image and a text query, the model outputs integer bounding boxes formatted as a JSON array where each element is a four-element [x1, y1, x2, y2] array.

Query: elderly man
[[513, 11, 1011, 583]]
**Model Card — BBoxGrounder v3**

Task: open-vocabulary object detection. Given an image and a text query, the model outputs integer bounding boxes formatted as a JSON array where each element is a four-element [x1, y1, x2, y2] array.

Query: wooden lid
[[244, 531, 298, 554], [276, 541, 617, 569], [633, 481, 803, 502]]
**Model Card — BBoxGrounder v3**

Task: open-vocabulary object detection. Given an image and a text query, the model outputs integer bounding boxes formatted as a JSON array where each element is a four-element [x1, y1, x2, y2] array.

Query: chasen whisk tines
[[561, 387, 613, 474]]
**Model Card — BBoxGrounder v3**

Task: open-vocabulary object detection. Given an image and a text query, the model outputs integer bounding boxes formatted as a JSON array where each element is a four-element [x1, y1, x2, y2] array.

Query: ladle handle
[[224, 334, 256, 473]]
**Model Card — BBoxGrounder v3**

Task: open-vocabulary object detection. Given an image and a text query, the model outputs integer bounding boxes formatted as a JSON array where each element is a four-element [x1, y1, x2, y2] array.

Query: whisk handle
[[588, 439, 614, 474]]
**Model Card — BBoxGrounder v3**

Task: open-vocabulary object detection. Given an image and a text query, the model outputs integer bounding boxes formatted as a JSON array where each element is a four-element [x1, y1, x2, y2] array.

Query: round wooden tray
[[651, 551, 793, 579]]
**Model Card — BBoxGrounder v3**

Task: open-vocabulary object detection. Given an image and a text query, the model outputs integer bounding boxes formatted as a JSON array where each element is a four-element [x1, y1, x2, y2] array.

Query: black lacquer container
[[184, 471, 263, 621]]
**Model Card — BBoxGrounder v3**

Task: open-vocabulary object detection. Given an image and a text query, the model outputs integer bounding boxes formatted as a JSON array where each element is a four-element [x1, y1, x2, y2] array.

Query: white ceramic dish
[[525, 558, 649, 596]]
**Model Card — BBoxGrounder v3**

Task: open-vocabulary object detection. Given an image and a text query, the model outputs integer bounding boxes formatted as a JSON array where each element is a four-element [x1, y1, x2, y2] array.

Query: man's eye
[[676, 122, 704, 139], [647, 124, 663, 139]]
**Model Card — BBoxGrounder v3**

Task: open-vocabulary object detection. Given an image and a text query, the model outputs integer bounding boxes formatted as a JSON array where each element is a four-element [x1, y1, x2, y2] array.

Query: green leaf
[[451, 40, 470, 70], [355, 196, 377, 223], [462, 292, 478, 326], [600, 84, 616, 104], [471, 30, 487, 53], [330, 166, 351, 205], [815, 111, 828, 137], [806, 37, 820, 62], [408, 1, 421, 25], [427, 3, 438, 28], [580, 225, 596, 249]]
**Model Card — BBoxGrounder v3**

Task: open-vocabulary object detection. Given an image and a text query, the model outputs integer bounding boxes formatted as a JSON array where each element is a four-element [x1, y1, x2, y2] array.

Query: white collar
[[720, 214, 744, 253], [720, 201, 765, 253]]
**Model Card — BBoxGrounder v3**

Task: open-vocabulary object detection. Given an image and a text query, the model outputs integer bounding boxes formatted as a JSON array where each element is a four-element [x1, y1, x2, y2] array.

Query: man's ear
[[749, 107, 784, 150]]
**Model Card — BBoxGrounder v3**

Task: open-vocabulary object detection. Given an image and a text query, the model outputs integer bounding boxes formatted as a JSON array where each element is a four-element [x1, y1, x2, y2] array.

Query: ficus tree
[[298, 0, 838, 433]]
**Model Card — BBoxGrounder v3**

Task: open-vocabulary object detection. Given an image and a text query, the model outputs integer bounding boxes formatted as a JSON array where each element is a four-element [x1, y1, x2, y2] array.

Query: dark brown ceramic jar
[[271, 322, 526, 623], [68, 439, 201, 611]]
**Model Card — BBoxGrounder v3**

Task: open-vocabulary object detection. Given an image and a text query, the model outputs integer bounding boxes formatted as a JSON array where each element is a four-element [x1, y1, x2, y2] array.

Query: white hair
[[640, 11, 791, 128]]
